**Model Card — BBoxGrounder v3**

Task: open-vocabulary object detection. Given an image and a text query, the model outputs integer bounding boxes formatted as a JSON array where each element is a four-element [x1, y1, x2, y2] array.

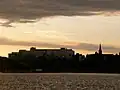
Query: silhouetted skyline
[[1, 44, 120, 73]]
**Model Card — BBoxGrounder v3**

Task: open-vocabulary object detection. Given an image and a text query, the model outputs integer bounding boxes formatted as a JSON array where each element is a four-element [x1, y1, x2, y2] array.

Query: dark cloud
[[0, 0, 120, 26], [0, 37, 120, 53]]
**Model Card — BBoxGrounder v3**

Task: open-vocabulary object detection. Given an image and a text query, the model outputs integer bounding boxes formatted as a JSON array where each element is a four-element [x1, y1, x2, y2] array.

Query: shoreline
[[0, 73, 120, 76]]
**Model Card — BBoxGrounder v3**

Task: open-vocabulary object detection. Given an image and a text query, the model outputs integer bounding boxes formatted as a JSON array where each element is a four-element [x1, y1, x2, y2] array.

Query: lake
[[1, 73, 120, 90]]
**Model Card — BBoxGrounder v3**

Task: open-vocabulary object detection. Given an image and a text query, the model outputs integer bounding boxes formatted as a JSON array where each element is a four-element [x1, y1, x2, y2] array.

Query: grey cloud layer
[[0, 0, 120, 25], [0, 37, 120, 53]]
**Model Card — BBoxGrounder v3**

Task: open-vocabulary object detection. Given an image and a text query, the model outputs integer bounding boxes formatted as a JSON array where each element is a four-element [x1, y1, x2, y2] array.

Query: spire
[[98, 43, 102, 54], [99, 43, 101, 50]]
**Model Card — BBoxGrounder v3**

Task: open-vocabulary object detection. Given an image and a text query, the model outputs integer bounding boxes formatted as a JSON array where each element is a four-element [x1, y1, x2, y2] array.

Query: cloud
[[0, 0, 120, 26], [0, 37, 120, 53], [69, 43, 120, 53]]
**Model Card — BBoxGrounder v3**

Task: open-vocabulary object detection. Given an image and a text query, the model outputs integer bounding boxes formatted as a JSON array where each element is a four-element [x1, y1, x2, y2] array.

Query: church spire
[[98, 43, 102, 54]]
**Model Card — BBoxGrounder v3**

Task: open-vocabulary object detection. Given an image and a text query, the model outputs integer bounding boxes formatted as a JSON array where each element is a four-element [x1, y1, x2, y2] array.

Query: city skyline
[[3, 44, 120, 58], [2, 43, 120, 73], [0, 0, 120, 56]]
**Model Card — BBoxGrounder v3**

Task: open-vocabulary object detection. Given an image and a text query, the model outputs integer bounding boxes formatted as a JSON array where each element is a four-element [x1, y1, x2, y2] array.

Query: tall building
[[98, 44, 102, 54]]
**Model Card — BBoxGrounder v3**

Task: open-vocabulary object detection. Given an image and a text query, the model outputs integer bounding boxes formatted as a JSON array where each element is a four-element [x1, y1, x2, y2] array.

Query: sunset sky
[[0, 0, 120, 57]]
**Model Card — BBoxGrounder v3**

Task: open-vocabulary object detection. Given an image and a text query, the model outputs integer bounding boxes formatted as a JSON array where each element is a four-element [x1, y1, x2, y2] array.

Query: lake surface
[[1, 73, 120, 90]]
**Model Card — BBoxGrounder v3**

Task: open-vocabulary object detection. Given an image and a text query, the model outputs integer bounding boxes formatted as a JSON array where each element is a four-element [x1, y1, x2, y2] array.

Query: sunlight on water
[[1, 73, 120, 90]]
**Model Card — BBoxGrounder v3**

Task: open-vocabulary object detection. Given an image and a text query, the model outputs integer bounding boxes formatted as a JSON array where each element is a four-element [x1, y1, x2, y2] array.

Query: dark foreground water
[[1, 73, 120, 90]]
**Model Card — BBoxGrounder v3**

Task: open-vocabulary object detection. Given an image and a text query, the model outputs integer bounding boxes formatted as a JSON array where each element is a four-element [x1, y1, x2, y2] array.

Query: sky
[[0, 0, 120, 56]]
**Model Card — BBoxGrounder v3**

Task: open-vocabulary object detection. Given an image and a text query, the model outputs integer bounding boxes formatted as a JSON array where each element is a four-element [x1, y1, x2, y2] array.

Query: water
[[1, 73, 120, 90]]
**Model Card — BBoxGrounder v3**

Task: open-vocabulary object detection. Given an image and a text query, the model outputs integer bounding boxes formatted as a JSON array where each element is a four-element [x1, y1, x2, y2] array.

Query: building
[[86, 43, 114, 61], [8, 47, 75, 59]]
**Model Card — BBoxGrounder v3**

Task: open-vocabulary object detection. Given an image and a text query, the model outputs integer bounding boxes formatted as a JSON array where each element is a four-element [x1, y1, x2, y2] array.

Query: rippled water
[[1, 73, 120, 90]]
